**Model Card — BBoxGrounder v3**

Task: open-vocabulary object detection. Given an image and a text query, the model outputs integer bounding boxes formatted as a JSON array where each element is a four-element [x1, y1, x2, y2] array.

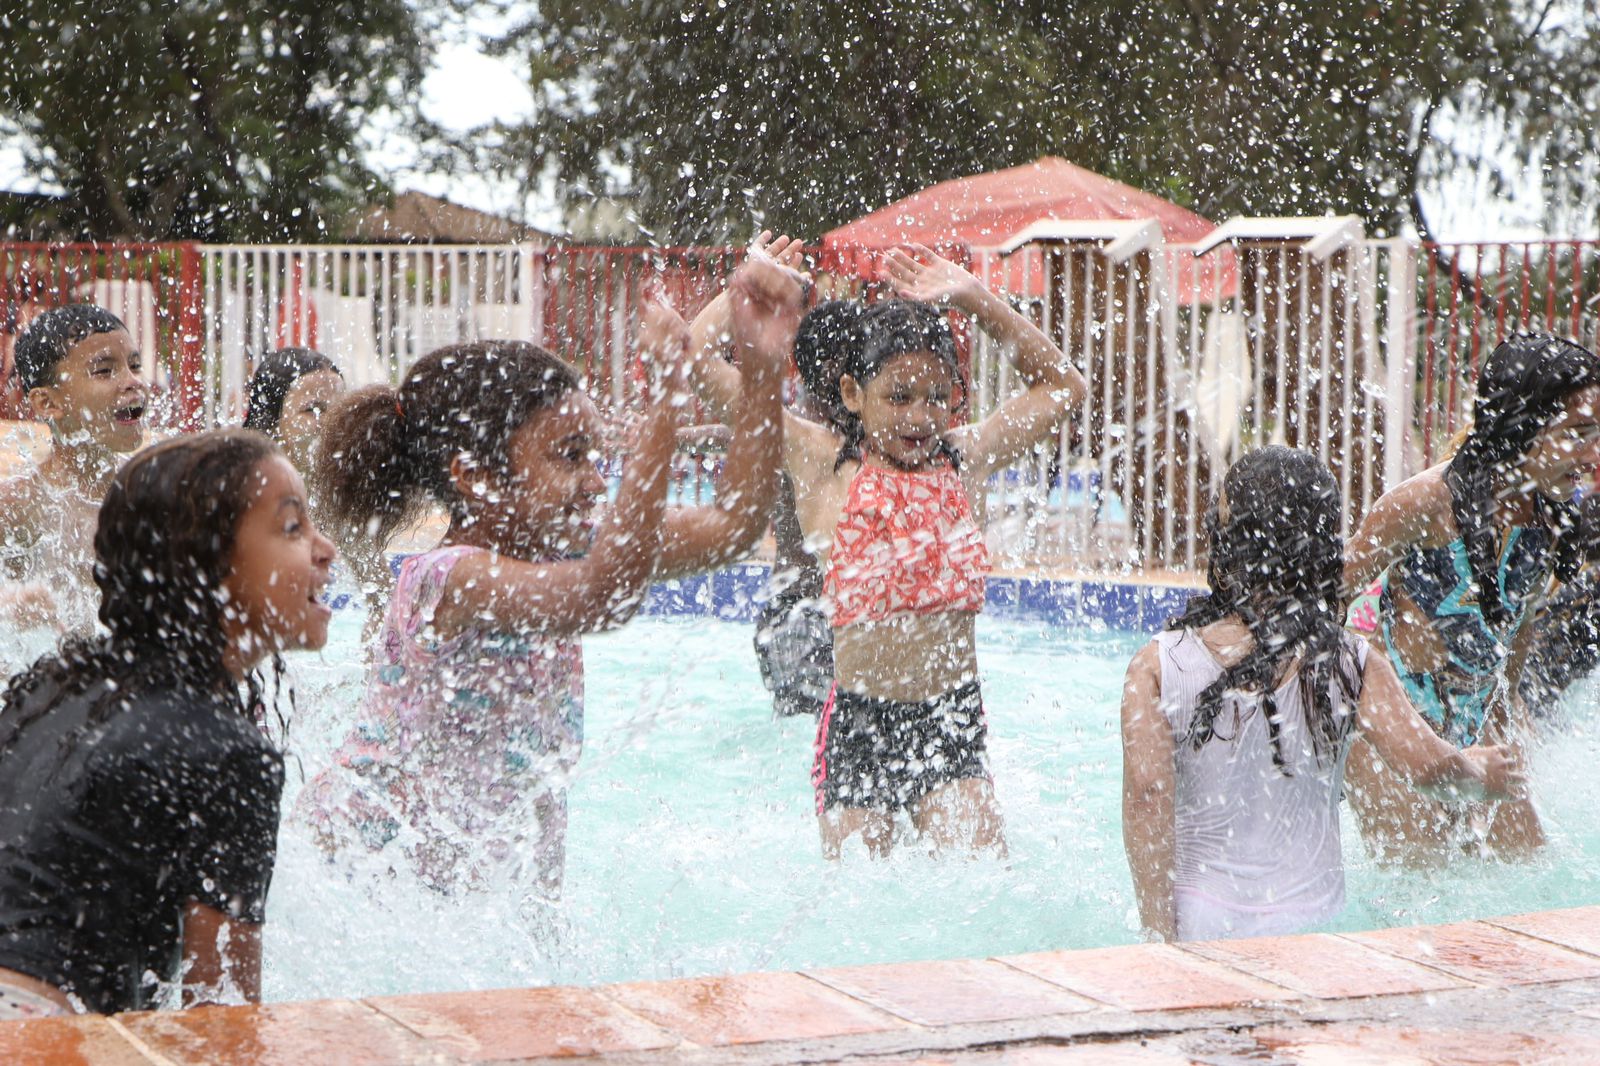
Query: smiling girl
[[1344, 333, 1600, 862], [688, 244, 1084, 857], [0, 429, 336, 1015], [302, 258, 797, 895]]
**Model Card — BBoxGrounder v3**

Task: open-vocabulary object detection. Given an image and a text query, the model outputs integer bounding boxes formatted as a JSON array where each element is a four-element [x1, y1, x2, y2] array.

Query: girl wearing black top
[[0, 429, 335, 1015]]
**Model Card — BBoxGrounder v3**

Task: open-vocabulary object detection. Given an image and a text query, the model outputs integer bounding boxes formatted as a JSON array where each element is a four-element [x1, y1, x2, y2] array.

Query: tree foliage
[[487, 0, 1600, 242], [0, 0, 431, 241]]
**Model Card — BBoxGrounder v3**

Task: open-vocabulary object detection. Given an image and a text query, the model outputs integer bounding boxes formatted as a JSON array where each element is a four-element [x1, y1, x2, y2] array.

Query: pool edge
[[9, 903, 1600, 1063]]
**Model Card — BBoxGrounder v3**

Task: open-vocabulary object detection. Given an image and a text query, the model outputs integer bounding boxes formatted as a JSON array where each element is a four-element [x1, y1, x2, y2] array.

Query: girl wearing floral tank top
[[684, 244, 1085, 859]]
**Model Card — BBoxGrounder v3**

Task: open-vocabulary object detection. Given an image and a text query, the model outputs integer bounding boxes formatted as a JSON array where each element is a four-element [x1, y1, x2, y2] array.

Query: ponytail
[[315, 341, 582, 553], [316, 384, 428, 554]]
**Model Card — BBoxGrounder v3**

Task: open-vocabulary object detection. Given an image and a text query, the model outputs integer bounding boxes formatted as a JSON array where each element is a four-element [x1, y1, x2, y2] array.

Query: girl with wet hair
[[1121, 447, 1517, 942], [1344, 332, 1600, 863], [0, 429, 335, 1015], [685, 242, 1084, 859], [242, 347, 345, 477], [300, 259, 796, 896]]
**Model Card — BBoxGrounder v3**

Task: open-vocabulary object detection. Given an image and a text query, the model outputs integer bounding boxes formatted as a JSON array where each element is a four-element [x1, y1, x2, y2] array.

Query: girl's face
[[222, 455, 337, 675], [1523, 384, 1600, 497], [275, 369, 345, 474], [482, 390, 608, 558], [841, 351, 956, 470]]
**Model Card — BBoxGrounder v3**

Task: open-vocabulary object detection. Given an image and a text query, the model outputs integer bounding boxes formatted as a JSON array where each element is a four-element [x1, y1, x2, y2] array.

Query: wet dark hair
[[1445, 332, 1600, 628], [835, 300, 964, 470], [1168, 446, 1361, 774], [12, 304, 128, 392], [317, 340, 582, 551], [0, 429, 279, 760], [793, 300, 864, 431], [243, 347, 341, 433]]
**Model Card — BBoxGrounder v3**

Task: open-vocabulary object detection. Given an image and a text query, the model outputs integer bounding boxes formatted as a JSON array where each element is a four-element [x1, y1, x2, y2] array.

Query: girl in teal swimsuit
[[1345, 332, 1600, 863]]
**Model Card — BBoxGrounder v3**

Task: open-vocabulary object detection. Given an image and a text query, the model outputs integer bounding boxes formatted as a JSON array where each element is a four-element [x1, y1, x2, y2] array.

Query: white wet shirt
[[1154, 628, 1367, 941]]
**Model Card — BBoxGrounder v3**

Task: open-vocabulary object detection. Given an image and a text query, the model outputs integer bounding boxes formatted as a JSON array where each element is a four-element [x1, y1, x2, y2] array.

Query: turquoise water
[[251, 610, 1600, 1002]]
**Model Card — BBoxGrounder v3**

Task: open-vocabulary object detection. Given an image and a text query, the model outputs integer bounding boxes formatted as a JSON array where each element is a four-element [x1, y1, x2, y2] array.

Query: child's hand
[[637, 297, 694, 413], [0, 584, 63, 633], [729, 253, 808, 376], [886, 243, 985, 308], [1462, 742, 1527, 801], [751, 229, 807, 272]]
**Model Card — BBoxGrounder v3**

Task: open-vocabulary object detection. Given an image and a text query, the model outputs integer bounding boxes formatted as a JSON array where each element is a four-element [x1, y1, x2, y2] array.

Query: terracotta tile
[[1182, 931, 1468, 999], [1246, 1022, 1597, 1066], [805, 958, 1098, 1027], [369, 984, 677, 1060], [0, 1015, 150, 1066], [1000, 942, 1296, 1011], [118, 997, 440, 1065], [601, 970, 904, 1047], [1488, 906, 1600, 958], [1344, 921, 1600, 986]]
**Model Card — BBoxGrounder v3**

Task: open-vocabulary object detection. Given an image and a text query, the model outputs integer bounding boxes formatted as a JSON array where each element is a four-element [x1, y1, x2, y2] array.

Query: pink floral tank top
[[304, 545, 583, 888], [824, 461, 989, 628]]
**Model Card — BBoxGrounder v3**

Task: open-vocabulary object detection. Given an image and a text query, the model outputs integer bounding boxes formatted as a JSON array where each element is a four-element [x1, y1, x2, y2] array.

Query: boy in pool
[[0, 305, 148, 633], [686, 232, 863, 716]]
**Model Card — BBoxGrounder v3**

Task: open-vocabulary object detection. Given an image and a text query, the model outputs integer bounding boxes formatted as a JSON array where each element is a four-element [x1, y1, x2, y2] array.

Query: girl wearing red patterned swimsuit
[[690, 244, 1084, 857]]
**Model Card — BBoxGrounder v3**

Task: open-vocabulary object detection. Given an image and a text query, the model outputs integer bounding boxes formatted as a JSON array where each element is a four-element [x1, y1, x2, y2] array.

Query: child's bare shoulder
[[0, 467, 50, 534]]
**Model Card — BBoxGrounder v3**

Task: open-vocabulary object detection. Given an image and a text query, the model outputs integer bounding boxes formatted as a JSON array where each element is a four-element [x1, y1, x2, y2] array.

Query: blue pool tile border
[[352, 558, 1198, 633], [642, 564, 1198, 633]]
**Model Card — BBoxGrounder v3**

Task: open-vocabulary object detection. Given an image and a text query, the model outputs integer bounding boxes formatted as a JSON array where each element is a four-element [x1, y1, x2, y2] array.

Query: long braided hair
[[834, 300, 966, 471], [1445, 332, 1600, 629], [1169, 447, 1361, 774]]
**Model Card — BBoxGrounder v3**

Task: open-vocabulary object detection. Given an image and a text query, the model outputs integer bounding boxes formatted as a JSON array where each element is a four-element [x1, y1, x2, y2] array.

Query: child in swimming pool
[[1121, 447, 1517, 942], [301, 258, 797, 895], [0, 305, 149, 634], [0, 429, 335, 1014], [687, 243, 1084, 858], [1344, 333, 1600, 863], [687, 233, 864, 717], [243, 347, 346, 479]]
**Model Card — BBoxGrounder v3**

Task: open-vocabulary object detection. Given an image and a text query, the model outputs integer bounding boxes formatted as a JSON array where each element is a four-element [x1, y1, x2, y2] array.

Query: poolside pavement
[[4, 905, 1599, 1063]]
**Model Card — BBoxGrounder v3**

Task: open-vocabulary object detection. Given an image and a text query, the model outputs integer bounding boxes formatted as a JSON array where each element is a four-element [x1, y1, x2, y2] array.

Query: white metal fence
[[189, 232, 1446, 574]]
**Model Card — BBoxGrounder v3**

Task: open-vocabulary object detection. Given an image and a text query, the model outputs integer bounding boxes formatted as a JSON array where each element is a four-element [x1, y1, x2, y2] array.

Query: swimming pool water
[[250, 609, 1600, 1003]]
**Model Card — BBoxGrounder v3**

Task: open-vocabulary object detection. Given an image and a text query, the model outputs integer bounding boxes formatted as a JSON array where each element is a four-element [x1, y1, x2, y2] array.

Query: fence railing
[[4, 231, 1599, 574]]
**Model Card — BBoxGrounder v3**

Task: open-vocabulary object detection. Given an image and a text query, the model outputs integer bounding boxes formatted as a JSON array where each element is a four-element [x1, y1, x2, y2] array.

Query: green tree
[[485, 0, 1600, 242], [0, 0, 433, 241]]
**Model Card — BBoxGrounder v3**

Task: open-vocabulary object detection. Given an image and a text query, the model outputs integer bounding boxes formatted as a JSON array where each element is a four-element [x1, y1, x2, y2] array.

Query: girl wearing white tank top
[[1120, 448, 1522, 942]]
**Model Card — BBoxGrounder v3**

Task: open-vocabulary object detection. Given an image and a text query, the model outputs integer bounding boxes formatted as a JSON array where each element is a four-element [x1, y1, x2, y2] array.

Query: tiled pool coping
[[7, 905, 1600, 1063]]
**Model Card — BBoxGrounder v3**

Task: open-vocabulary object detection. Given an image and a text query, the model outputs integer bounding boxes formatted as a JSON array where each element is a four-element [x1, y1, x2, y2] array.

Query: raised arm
[[181, 902, 262, 1007], [886, 245, 1084, 479], [433, 306, 685, 638], [1343, 472, 1450, 601], [683, 231, 807, 424], [1119, 642, 1178, 941], [1356, 650, 1520, 802], [656, 254, 802, 579]]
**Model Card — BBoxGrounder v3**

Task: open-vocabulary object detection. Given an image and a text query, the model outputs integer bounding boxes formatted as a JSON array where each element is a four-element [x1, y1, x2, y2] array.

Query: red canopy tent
[[821, 156, 1237, 304]]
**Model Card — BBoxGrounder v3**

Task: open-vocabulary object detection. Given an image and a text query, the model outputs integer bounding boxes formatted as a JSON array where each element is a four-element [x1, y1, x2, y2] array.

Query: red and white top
[[824, 461, 989, 628]]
